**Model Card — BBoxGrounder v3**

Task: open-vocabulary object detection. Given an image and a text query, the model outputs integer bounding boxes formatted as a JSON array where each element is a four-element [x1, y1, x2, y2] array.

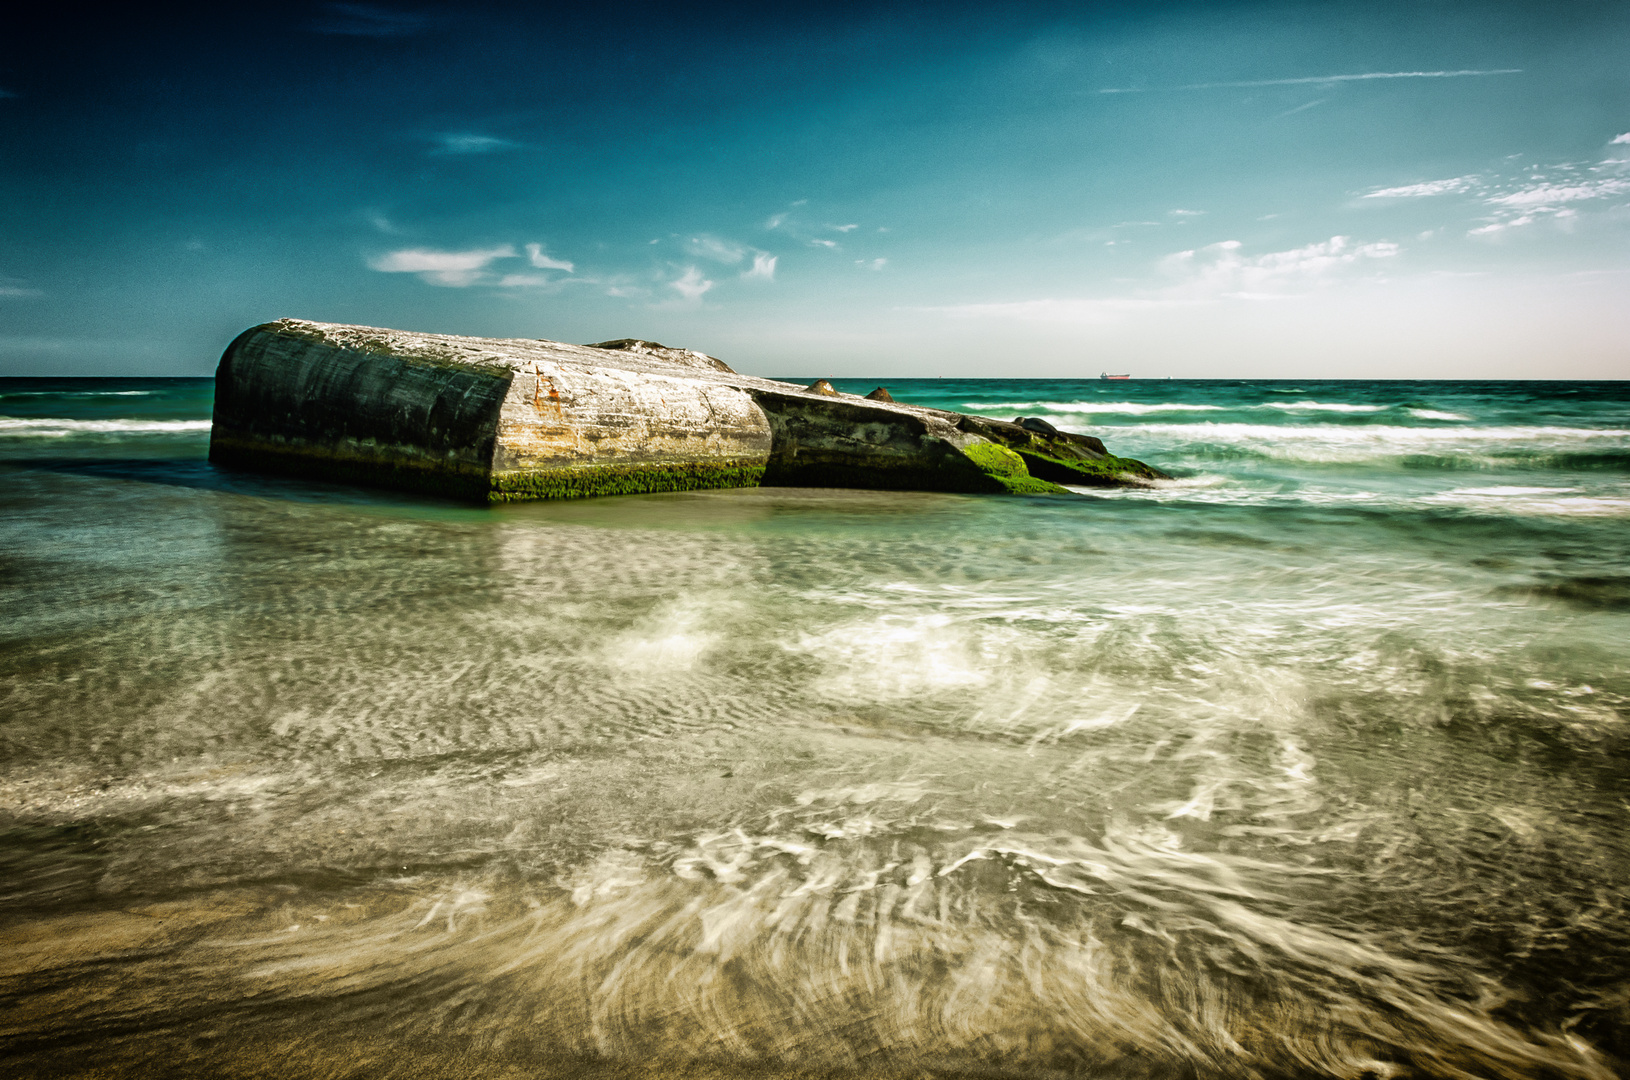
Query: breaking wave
[[0, 390, 155, 398], [1405, 408, 1472, 422], [965, 401, 1483, 421], [1073, 422, 1630, 467], [0, 416, 214, 436], [1256, 400, 1387, 413]]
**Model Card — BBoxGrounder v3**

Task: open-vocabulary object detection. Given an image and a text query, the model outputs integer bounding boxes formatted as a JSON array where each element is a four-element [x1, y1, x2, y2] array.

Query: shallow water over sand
[[2, 378, 1628, 1078]]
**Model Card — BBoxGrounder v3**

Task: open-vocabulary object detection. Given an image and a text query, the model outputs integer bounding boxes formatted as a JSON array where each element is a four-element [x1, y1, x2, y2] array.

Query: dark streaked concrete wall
[[211, 323, 513, 498]]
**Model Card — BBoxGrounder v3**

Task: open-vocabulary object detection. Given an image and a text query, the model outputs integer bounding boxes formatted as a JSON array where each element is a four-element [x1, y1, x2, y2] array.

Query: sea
[[2, 376, 1628, 1080]]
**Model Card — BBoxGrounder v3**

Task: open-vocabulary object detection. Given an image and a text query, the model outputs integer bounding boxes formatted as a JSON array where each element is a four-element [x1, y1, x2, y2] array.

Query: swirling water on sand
[[1, 377, 1627, 1079]]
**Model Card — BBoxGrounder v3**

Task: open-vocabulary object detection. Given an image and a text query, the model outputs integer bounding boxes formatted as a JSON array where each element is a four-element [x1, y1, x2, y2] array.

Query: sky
[[1, 0, 1627, 378]]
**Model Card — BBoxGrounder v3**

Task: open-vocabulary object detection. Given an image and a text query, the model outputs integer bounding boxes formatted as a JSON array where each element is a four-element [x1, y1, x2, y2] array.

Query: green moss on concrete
[[952, 413, 1169, 487], [990, 472, 1075, 496], [488, 461, 767, 502], [960, 440, 1027, 478], [959, 441, 1071, 495], [761, 450, 1068, 496], [1015, 449, 1167, 488]]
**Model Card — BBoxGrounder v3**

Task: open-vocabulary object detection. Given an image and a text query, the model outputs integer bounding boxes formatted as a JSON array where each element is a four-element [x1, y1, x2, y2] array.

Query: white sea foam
[[0, 416, 212, 436], [1405, 408, 1472, 421], [1421, 487, 1630, 516], [1247, 422, 1620, 439], [1068, 483, 1379, 507], [1257, 401, 1386, 413], [1078, 478, 1630, 516], [1082, 422, 1630, 450], [965, 401, 1477, 421], [606, 598, 722, 673], [963, 400, 1226, 414], [789, 613, 996, 701]]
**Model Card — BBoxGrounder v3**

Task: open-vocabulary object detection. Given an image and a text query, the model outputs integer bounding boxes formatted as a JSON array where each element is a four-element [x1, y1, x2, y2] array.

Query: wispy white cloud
[[366, 211, 401, 234], [432, 133, 518, 155], [856, 258, 888, 271], [1169, 209, 1204, 218], [741, 253, 777, 281], [765, 200, 809, 231], [687, 235, 746, 263], [1485, 179, 1630, 208], [1276, 98, 1327, 118], [669, 267, 714, 302], [1612, 133, 1630, 145], [769, 201, 863, 254], [368, 245, 516, 286], [932, 235, 1399, 323], [310, 3, 431, 37], [0, 276, 42, 298], [1161, 235, 1399, 298], [1468, 216, 1535, 237], [1359, 138, 1630, 238], [1364, 176, 1479, 199], [1462, 145, 1630, 235], [1100, 69, 1521, 93], [525, 243, 573, 272], [367, 241, 574, 285]]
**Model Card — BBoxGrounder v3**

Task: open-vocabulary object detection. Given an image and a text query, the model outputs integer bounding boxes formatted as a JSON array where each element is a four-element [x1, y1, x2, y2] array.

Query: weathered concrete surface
[[212, 321, 772, 501], [210, 319, 1166, 502], [751, 389, 1060, 495]]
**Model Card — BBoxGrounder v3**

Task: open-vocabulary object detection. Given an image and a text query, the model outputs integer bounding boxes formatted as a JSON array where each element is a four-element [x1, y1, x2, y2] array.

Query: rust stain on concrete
[[534, 371, 565, 418]]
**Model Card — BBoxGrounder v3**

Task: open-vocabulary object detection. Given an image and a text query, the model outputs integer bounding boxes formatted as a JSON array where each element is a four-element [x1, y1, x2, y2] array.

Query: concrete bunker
[[210, 319, 1165, 502]]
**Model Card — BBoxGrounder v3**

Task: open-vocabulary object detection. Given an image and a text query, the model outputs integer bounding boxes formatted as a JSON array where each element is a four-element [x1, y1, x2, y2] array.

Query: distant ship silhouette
[[1099, 371, 1130, 380]]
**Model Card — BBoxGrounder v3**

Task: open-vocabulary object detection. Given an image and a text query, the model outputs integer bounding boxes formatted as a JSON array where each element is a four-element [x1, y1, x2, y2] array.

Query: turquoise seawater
[[2, 376, 1628, 1079]]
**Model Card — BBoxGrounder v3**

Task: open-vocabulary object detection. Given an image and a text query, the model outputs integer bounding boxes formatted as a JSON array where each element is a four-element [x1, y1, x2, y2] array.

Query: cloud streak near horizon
[[931, 234, 1402, 324], [1099, 69, 1522, 93]]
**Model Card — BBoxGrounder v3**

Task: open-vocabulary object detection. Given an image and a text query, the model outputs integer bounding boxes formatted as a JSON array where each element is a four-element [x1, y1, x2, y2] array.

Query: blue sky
[[1, 1, 1627, 378]]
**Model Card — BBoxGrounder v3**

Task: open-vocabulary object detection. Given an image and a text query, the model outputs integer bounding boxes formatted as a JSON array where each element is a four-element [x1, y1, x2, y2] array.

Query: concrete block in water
[[210, 319, 1165, 501], [211, 320, 772, 501]]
